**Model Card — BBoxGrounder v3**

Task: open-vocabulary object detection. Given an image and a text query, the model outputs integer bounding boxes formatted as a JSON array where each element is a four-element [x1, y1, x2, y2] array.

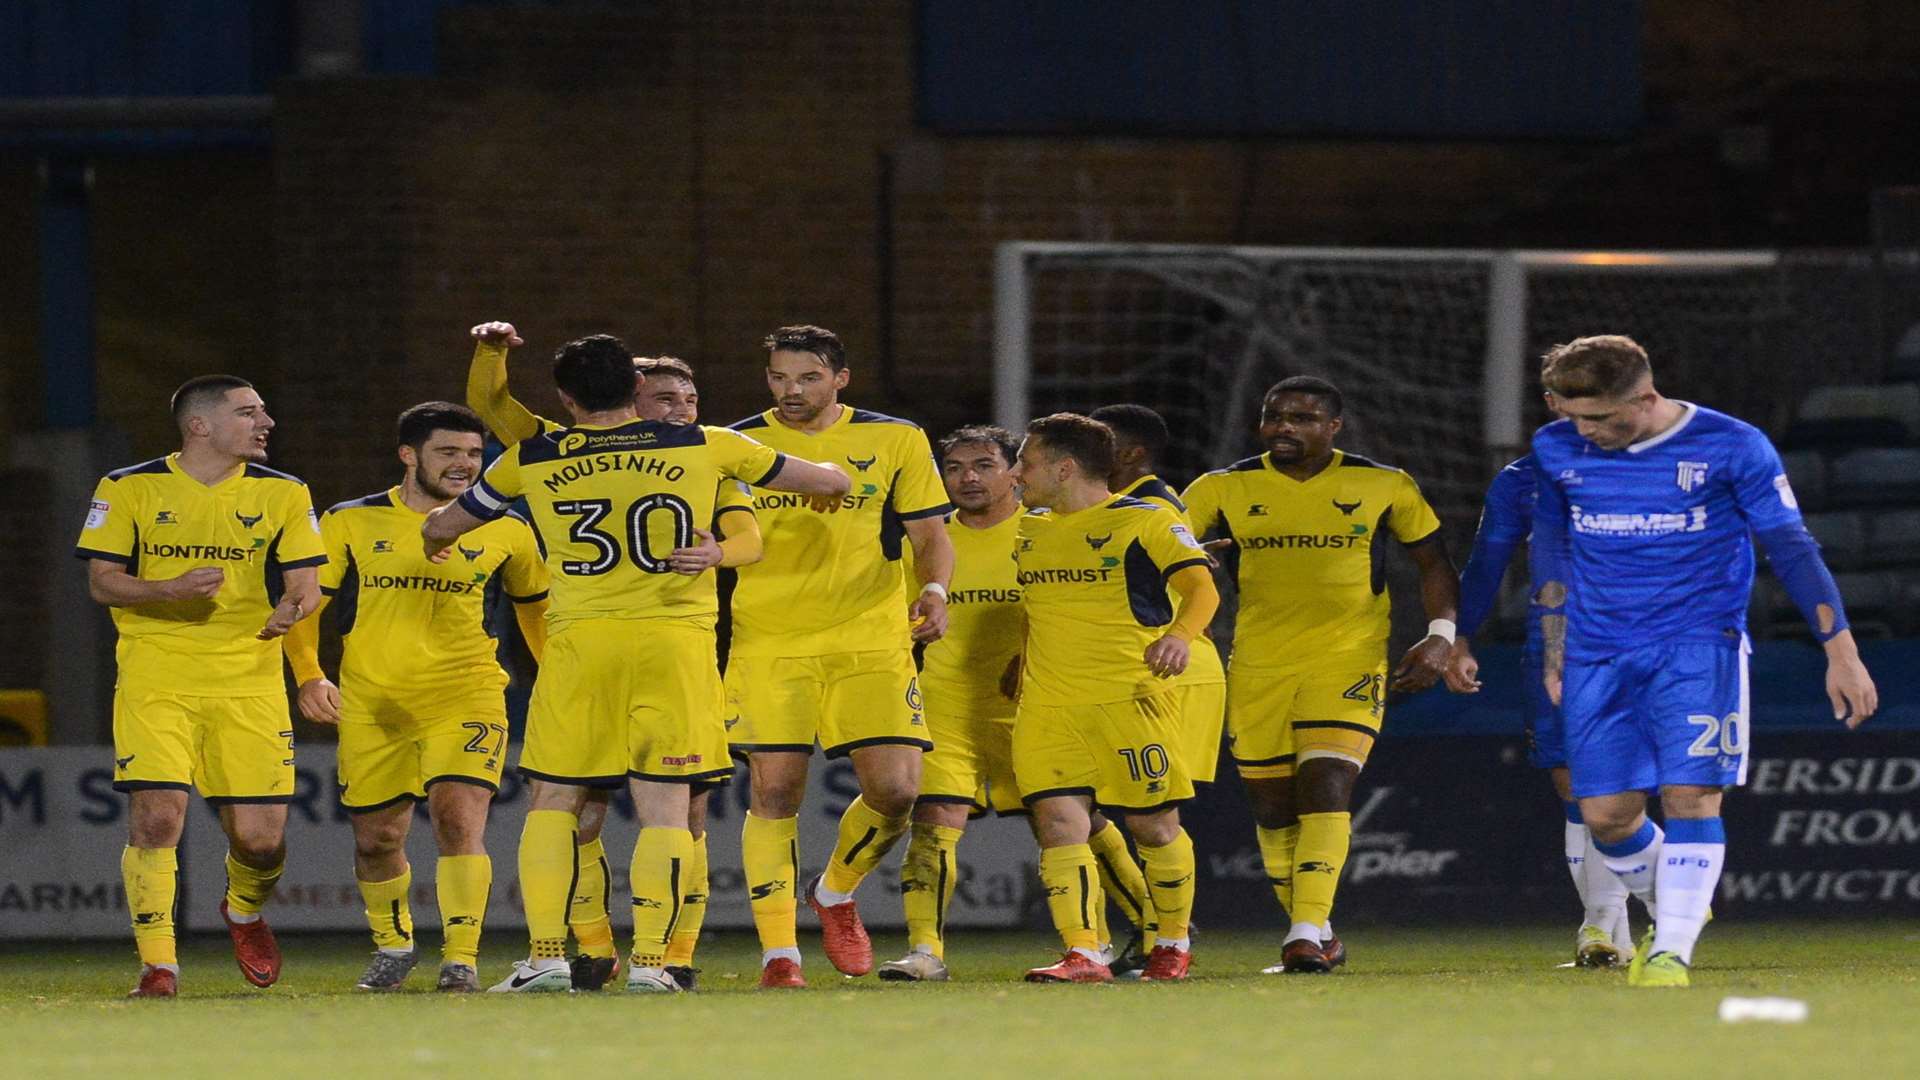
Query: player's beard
[[415, 464, 466, 503]]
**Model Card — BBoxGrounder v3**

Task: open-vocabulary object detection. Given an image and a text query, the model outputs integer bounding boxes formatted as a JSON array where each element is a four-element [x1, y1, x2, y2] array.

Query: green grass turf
[[5, 923, 1918, 1078]]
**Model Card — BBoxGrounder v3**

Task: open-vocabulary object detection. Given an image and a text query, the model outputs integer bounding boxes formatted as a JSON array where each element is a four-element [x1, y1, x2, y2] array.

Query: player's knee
[[229, 830, 285, 866], [750, 774, 806, 818], [1659, 786, 1722, 820], [860, 779, 916, 818], [127, 809, 185, 848], [1125, 809, 1180, 846], [354, 819, 407, 861], [1580, 805, 1642, 843]]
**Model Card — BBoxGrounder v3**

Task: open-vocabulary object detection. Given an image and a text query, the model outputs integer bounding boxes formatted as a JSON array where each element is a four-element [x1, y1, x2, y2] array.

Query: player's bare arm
[[1821, 630, 1877, 728], [257, 565, 320, 640], [903, 514, 955, 642], [1389, 536, 1459, 692], [1146, 563, 1219, 678], [760, 457, 851, 499], [85, 559, 225, 606]]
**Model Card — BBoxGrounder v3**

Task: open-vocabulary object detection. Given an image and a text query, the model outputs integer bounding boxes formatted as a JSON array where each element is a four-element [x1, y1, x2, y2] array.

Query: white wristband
[[1427, 619, 1457, 645], [919, 582, 948, 601]]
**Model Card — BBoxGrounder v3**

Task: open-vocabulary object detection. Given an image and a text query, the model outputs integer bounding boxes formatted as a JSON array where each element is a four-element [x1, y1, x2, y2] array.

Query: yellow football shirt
[[919, 510, 1024, 721], [483, 407, 759, 524], [726, 406, 952, 658], [459, 419, 782, 628], [74, 454, 328, 696], [1181, 449, 1442, 667], [1115, 475, 1227, 689], [1014, 494, 1211, 707], [318, 487, 549, 709]]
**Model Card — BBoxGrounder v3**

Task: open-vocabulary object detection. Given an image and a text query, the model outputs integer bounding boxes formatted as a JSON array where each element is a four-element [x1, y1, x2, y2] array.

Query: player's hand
[[1389, 635, 1450, 693], [1825, 649, 1878, 729], [296, 677, 343, 725], [1201, 537, 1234, 568], [668, 527, 725, 575], [1544, 665, 1563, 707], [805, 493, 843, 513], [909, 589, 948, 643], [471, 321, 523, 347], [999, 655, 1023, 701], [1144, 635, 1190, 678], [256, 595, 307, 640], [162, 567, 225, 601], [1442, 639, 1482, 694]]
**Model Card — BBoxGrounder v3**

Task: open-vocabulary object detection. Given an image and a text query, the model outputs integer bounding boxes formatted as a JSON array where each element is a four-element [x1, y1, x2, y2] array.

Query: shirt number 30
[[552, 496, 695, 575]]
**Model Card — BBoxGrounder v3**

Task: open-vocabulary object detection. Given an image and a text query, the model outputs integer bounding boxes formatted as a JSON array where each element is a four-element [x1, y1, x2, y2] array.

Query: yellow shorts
[[1176, 680, 1227, 784], [1226, 654, 1386, 780], [919, 692, 1022, 817], [111, 688, 294, 804], [522, 619, 732, 788], [337, 687, 511, 813], [725, 648, 932, 759], [1013, 690, 1193, 812]]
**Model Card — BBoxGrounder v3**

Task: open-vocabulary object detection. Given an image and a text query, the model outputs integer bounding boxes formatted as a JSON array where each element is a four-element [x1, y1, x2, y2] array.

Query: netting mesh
[[1015, 246, 1911, 646]]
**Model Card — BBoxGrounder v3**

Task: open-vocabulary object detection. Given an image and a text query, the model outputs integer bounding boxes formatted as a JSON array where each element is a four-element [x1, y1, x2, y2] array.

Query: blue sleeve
[[1728, 426, 1803, 532], [1457, 462, 1532, 638], [1529, 447, 1571, 581], [1755, 525, 1850, 642]]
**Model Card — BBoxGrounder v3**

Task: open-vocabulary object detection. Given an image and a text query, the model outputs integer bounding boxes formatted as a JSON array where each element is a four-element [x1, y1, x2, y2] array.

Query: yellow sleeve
[[466, 340, 546, 445], [1140, 511, 1212, 580], [513, 596, 548, 664], [74, 475, 136, 564], [281, 594, 332, 684], [892, 427, 952, 519], [273, 483, 328, 569], [1389, 471, 1443, 544], [1165, 564, 1220, 643], [315, 509, 351, 593], [703, 426, 785, 487], [500, 517, 551, 602], [1180, 474, 1225, 537], [714, 480, 762, 566]]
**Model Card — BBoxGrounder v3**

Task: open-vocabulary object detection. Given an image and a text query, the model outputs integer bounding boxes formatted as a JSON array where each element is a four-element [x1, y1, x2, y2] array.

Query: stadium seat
[[1863, 509, 1920, 569], [1828, 448, 1920, 506], [1779, 449, 1827, 512], [1799, 511, 1866, 570], [1782, 384, 1920, 451]]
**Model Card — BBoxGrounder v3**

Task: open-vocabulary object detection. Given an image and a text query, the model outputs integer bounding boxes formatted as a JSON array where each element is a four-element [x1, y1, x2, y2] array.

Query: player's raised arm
[[466, 320, 543, 444], [426, 443, 524, 557]]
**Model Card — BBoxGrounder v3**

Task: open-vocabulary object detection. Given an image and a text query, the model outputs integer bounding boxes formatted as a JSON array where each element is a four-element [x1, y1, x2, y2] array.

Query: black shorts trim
[[1097, 797, 1189, 815], [692, 773, 735, 794], [423, 774, 501, 795], [1293, 720, 1380, 738], [1021, 785, 1097, 806], [113, 780, 192, 794], [824, 735, 934, 760], [729, 742, 815, 760], [518, 766, 626, 790], [342, 791, 421, 815], [629, 768, 734, 786], [916, 793, 981, 810], [203, 794, 297, 806], [1231, 752, 1296, 767]]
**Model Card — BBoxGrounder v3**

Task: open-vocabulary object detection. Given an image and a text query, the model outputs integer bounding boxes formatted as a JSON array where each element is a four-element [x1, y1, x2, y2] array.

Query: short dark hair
[[1541, 335, 1651, 400], [397, 401, 486, 450], [553, 334, 636, 411], [764, 324, 846, 372], [636, 355, 697, 383], [939, 424, 1020, 468], [1087, 404, 1169, 467], [170, 374, 254, 426], [1025, 413, 1115, 478], [1265, 375, 1344, 418]]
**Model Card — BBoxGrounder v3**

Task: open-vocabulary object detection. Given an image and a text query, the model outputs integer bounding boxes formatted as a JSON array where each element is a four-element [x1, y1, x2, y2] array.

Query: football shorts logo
[[1084, 531, 1114, 550], [154, 510, 177, 526], [115, 754, 135, 770], [372, 539, 395, 553], [846, 454, 877, 472], [905, 679, 923, 711], [235, 511, 263, 528], [458, 543, 484, 561], [1331, 498, 1361, 516], [1676, 461, 1710, 493], [1247, 503, 1269, 516]]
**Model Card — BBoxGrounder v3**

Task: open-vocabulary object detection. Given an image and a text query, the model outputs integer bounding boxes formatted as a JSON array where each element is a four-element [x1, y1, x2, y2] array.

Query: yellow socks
[[1290, 812, 1351, 931], [122, 846, 178, 967], [742, 812, 800, 953], [628, 827, 694, 969], [1256, 823, 1300, 916], [900, 822, 963, 958], [1038, 845, 1103, 954], [436, 854, 491, 966], [664, 834, 711, 968], [821, 796, 909, 897], [223, 850, 283, 916], [1137, 829, 1197, 944], [1089, 822, 1151, 941], [358, 867, 413, 952], [519, 809, 577, 961], [568, 835, 616, 960]]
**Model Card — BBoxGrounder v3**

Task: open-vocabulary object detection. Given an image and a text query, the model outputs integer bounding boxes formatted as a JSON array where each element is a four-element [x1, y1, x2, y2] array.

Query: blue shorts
[[1520, 643, 1565, 770], [1562, 637, 1751, 799]]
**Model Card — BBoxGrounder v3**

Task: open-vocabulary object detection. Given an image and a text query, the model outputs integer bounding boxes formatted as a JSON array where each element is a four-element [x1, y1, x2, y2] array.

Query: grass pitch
[[6, 922, 1918, 1078]]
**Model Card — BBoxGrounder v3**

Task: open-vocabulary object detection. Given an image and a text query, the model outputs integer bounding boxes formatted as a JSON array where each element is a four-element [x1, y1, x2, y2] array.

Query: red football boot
[[1024, 951, 1114, 983], [128, 965, 177, 998], [805, 876, 873, 976], [758, 956, 807, 990], [221, 899, 282, 988], [1138, 945, 1192, 982]]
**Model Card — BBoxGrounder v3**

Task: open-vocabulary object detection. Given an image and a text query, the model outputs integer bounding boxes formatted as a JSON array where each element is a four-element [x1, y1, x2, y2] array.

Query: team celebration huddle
[[77, 323, 1877, 999]]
